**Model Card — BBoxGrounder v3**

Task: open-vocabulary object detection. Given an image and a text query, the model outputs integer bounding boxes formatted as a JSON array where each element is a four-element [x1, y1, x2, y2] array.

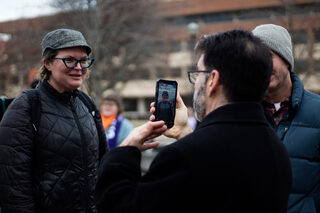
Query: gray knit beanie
[[252, 24, 294, 72]]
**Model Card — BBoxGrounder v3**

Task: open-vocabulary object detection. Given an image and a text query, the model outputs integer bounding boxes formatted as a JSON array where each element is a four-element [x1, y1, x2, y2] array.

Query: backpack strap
[[24, 89, 41, 132], [78, 91, 96, 117]]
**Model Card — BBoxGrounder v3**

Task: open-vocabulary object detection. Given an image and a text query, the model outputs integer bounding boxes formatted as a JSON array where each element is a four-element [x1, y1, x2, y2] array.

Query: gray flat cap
[[41, 29, 91, 56]]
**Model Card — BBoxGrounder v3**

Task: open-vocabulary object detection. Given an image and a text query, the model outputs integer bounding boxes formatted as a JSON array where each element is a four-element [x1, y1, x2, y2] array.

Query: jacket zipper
[[70, 95, 90, 211], [281, 127, 289, 141]]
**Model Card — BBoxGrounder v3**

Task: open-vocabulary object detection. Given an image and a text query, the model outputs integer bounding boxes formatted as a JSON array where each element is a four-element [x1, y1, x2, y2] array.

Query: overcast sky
[[0, 0, 56, 22]]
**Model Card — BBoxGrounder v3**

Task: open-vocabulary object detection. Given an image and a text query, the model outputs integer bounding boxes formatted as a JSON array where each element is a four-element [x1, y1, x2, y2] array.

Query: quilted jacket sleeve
[[0, 92, 37, 212]]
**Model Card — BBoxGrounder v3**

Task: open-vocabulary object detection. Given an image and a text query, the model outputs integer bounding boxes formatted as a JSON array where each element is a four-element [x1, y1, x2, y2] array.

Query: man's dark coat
[[96, 102, 292, 213]]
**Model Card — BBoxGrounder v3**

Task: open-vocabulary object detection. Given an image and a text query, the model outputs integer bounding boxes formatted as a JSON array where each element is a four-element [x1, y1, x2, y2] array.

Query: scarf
[[101, 114, 123, 149]]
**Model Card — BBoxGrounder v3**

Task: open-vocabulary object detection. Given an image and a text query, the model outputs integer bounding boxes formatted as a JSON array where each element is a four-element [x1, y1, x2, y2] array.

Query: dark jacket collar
[[40, 80, 79, 103], [290, 72, 304, 111], [197, 102, 269, 130]]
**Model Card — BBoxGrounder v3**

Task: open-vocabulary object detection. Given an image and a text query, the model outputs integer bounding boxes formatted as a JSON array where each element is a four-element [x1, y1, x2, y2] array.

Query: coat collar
[[290, 72, 304, 110], [40, 80, 79, 102], [197, 102, 269, 130]]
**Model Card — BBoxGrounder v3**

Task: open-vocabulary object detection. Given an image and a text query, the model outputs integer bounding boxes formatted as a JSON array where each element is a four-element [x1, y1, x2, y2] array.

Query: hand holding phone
[[154, 79, 178, 128], [151, 90, 193, 139]]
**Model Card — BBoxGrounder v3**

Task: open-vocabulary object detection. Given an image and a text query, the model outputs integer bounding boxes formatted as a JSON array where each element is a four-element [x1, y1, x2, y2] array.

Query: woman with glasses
[[0, 29, 108, 212]]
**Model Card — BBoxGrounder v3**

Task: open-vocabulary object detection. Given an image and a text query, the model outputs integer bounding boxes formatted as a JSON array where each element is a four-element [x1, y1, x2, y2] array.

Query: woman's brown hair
[[37, 50, 58, 81]]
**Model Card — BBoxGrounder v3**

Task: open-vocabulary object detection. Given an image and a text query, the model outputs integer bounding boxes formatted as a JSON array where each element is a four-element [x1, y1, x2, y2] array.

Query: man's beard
[[193, 78, 207, 122]]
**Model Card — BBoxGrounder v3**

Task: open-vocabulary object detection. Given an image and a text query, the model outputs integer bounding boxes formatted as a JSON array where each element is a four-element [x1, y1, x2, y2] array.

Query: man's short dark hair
[[195, 29, 272, 102]]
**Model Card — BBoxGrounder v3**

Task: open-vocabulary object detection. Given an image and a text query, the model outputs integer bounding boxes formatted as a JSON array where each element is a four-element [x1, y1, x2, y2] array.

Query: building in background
[[119, 0, 320, 118], [0, 0, 319, 118]]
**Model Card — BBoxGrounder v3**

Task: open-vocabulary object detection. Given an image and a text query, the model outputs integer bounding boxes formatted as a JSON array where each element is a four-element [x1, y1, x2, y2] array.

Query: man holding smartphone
[[95, 29, 292, 213]]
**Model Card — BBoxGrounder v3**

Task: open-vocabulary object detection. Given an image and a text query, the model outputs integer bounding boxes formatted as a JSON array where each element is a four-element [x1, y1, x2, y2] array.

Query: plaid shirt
[[263, 97, 291, 126]]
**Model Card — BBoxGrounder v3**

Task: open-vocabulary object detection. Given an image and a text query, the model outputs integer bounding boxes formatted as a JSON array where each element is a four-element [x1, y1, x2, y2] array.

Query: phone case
[[154, 79, 178, 128]]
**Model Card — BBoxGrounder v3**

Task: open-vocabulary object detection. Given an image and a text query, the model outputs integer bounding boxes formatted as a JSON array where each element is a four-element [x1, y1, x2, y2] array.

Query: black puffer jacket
[[0, 81, 108, 213]]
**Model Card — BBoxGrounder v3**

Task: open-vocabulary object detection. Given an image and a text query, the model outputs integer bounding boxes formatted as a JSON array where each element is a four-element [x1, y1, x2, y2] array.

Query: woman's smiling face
[[45, 47, 89, 93]]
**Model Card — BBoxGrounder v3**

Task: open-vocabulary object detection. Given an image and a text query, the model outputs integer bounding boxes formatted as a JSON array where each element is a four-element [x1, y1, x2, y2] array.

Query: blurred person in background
[[1, 79, 39, 122], [95, 29, 292, 213], [0, 28, 107, 212], [187, 106, 197, 130], [100, 94, 133, 149], [253, 24, 320, 213], [0, 96, 13, 121]]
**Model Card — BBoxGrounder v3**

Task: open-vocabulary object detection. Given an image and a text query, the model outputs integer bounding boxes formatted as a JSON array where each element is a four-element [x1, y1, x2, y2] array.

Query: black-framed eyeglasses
[[187, 70, 211, 84], [53, 57, 95, 69]]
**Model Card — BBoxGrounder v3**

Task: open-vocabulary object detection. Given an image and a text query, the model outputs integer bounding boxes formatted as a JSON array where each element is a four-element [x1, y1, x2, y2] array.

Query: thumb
[[176, 92, 186, 109]]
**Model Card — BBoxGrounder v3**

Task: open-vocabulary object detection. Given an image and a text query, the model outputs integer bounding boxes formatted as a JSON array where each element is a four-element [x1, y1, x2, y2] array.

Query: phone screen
[[154, 79, 178, 128]]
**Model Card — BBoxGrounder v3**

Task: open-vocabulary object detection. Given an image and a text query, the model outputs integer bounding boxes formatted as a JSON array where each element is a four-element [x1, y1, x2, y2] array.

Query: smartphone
[[154, 79, 178, 128]]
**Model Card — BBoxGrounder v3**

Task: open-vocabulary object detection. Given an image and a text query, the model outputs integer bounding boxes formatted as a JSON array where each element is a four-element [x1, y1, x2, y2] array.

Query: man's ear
[[207, 70, 220, 96]]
